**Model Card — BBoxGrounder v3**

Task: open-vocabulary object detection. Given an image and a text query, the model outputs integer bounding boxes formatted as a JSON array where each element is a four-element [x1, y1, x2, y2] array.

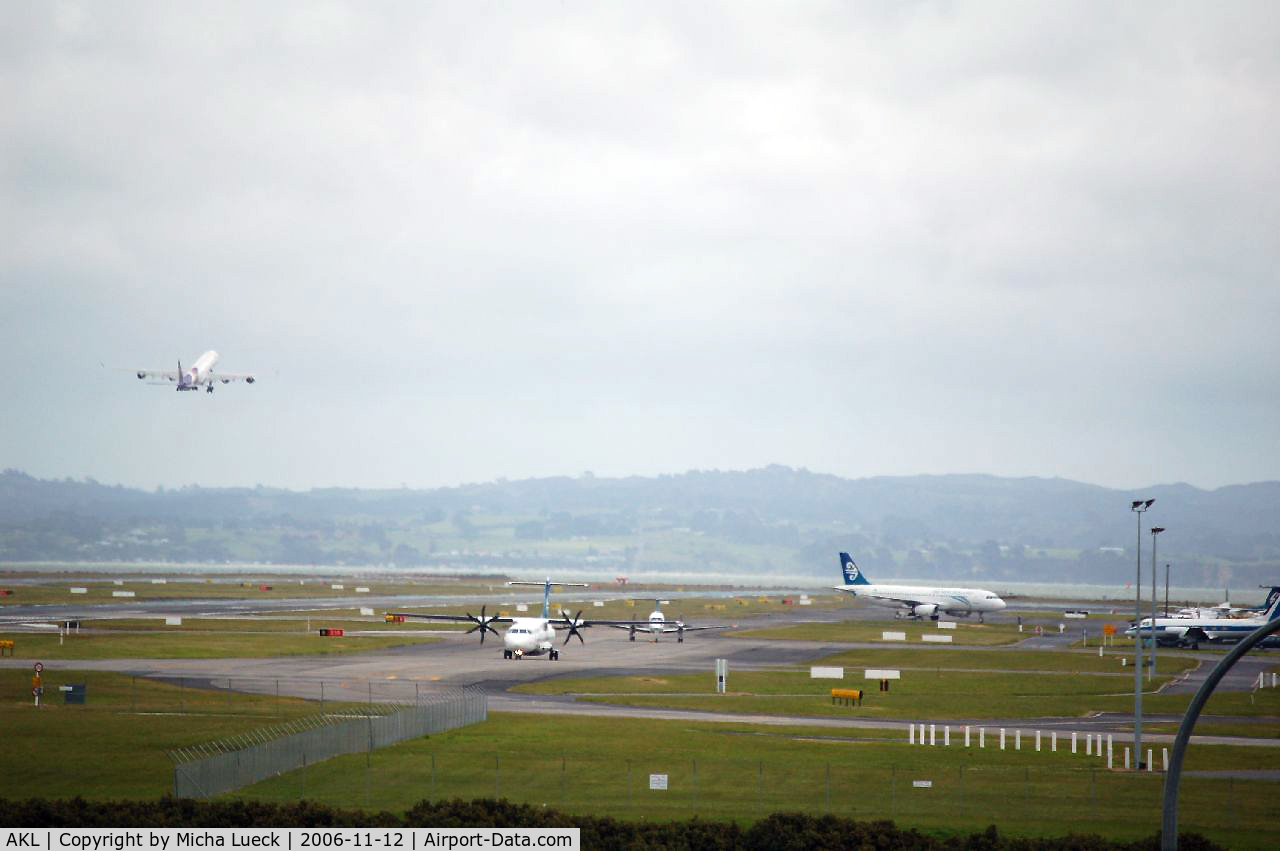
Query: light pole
[[1150, 527, 1165, 682], [1131, 498, 1154, 768]]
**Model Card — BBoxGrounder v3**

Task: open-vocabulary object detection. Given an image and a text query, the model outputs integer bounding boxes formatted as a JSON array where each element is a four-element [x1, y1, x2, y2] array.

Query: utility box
[[715, 658, 727, 694], [61, 684, 86, 705]]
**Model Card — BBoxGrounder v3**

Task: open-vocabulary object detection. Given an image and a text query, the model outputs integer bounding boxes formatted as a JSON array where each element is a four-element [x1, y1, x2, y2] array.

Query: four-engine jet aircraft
[[832, 552, 1007, 621], [134, 350, 256, 393], [1126, 586, 1280, 649]]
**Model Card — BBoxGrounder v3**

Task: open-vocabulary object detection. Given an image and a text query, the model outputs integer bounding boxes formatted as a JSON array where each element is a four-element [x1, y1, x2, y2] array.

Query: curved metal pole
[[1161, 617, 1280, 850]]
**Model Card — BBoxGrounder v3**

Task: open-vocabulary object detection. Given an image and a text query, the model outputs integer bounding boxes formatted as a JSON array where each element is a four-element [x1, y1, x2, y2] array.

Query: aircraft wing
[[654, 624, 731, 633], [387, 611, 515, 625], [209, 372, 257, 384], [588, 621, 731, 632], [134, 369, 181, 382]]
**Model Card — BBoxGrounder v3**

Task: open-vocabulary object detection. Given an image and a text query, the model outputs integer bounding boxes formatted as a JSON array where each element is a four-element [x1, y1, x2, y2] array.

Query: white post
[[1035, 730, 1041, 752], [944, 725, 950, 746], [909, 723, 915, 745], [1147, 749, 1153, 771], [979, 728, 985, 748], [1098, 645, 1103, 657], [1107, 735, 1113, 769], [1162, 748, 1168, 771], [1051, 731, 1057, 752], [1098, 734, 1104, 757], [1000, 728, 1006, 750], [1124, 747, 1130, 770], [1086, 735, 1092, 756], [1071, 732, 1077, 754], [964, 726, 971, 747], [930, 724, 936, 745], [1015, 730, 1021, 750]]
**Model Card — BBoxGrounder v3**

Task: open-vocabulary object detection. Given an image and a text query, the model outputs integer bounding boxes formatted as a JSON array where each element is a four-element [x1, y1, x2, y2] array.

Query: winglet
[[839, 552, 870, 585]]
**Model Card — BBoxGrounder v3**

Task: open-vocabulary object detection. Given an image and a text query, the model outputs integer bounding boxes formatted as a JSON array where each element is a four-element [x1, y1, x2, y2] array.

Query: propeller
[[562, 609, 586, 645], [465, 605, 500, 643]]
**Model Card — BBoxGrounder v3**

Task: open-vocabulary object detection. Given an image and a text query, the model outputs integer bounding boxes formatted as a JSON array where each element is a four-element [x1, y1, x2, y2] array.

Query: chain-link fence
[[170, 687, 485, 798]]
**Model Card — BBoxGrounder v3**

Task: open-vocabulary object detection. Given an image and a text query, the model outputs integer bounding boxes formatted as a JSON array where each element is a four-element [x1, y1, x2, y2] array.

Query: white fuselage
[[835, 583, 1007, 618], [179, 350, 220, 390], [503, 618, 557, 656]]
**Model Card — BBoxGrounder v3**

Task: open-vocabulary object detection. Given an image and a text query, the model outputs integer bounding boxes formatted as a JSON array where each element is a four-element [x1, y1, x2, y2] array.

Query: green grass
[[729, 619, 1025, 645], [510, 661, 1277, 726], [0, 668, 353, 800], [81, 616, 455, 633], [815, 646, 1199, 675], [0, 629, 440, 659], [231, 712, 1278, 849]]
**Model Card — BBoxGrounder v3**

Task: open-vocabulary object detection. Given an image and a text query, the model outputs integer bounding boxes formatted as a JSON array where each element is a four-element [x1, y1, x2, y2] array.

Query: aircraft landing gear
[[549, 649, 560, 660], [503, 649, 512, 659], [206, 384, 213, 393]]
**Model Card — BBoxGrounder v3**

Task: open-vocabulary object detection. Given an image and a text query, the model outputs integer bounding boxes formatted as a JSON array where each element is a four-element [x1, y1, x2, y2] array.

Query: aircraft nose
[[996, 598, 1007, 610]]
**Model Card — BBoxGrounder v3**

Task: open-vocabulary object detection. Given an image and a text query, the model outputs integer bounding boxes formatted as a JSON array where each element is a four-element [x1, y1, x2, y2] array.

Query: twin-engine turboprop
[[389, 579, 591, 660], [134, 350, 256, 393], [832, 552, 1007, 622]]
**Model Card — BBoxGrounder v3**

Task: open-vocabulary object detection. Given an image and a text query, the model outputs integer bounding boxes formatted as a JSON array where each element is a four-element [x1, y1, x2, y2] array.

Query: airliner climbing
[[134, 350, 256, 393], [832, 552, 1007, 621]]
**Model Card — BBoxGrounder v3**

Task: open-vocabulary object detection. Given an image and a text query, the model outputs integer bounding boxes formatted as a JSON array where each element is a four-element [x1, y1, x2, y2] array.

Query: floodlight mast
[[1150, 527, 1165, 683], [1131, 498, 1153, 768]]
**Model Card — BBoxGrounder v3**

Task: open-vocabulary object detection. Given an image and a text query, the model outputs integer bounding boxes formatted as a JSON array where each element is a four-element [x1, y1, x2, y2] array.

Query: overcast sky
[[3, 2, 1278, 492]]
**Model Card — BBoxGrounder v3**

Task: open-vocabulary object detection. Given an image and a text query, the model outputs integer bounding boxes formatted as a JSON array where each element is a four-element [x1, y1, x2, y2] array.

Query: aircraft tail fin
[[543, 580, 551, 620], [1264, 587, 1280, 622], [839, 552, 870, 586]]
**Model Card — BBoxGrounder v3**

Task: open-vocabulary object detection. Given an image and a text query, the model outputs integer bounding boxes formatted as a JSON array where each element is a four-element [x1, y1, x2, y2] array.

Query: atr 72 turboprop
[[134, 350, 256, 393], [832, 552, 1007, 621], [389, 579, 592, 660]]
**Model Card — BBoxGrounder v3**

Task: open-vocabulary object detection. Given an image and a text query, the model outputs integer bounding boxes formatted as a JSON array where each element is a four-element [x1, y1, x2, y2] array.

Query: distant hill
[[2, 466, 1277, 588]]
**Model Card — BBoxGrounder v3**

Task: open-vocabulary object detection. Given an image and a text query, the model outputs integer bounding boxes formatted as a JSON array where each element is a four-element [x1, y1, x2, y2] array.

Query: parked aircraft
[[134, 350, 256, 393], [1126, 587, 1280, 649], [831, 552, 1007, 621]]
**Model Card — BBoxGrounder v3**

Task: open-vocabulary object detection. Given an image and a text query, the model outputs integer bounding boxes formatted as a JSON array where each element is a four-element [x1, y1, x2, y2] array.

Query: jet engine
[[912, 604, 939, 619], [136, 371, 146, 379], [246, 376, 255, 383]]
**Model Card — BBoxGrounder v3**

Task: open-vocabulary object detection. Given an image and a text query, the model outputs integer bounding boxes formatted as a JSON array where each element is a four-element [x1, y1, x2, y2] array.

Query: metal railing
[[170, 687, 486, 798]]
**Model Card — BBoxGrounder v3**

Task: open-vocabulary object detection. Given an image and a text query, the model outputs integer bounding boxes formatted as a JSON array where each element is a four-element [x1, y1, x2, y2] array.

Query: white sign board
[[810, 666, 844, 679], [1065, 612, 1088, 619], [865, 669, 901, 680], [151, 579, 167, 584], [113, 580, 124, 586], [913, 780, 933, 788], [923, 634, 953, 643], [882, 631, 907, 641], [516, 604, 529, 612], [937, 621, 956, 629], [164, 617, 182, 626], [649, 774, 668, 790], [593, 601, 604, 607], [355, 587, 370, 593], [112, 591, 135, 598], [331, 584, 344, 590], [70, 587, 87, 594], [798, 599, 812, 605], [360, 607, 374, 616]]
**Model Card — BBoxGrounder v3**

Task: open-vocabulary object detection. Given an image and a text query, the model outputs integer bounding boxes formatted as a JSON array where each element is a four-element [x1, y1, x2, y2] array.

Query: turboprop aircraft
[[599, 600, 731, 643], [832, 552, 1007, 622], [134, 350, 256, 393], [389, 579, 589, 660]]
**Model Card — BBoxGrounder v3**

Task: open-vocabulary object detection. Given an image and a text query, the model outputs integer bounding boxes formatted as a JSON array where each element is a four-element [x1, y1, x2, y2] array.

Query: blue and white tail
[[1264, 587, 1280, 622], [838, 553, 870, 586]]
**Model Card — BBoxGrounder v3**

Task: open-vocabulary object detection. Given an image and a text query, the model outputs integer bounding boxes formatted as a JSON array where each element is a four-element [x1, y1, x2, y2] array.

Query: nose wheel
[[549, 649, 559, 661]]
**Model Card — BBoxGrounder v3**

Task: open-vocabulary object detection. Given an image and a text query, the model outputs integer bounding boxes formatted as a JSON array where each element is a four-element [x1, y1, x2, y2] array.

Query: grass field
[[2, 669, 1276, 847], [0, 628, 441, 659], [815, 645, 1199, 674], [511, 665, 1280, 723], [230, 712, 1278, 848], [730, 619, 1036, 645]]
